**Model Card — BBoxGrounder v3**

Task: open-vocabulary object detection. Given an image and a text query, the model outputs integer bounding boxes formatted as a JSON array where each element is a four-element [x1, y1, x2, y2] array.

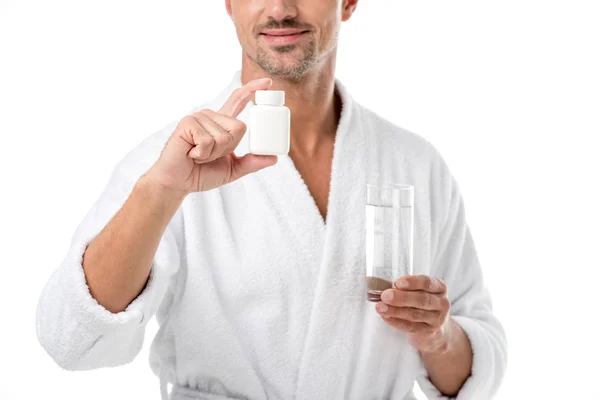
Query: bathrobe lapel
[[229, 72, 410, 397], [292, 82, 375, 398]]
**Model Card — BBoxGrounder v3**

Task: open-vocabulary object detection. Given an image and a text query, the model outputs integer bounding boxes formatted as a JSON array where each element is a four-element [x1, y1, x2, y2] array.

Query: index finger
[[394, 275, 447, 294], [219, 77, 273, 118]]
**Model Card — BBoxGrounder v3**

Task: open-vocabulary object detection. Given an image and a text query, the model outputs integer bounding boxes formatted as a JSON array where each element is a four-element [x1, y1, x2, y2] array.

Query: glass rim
[[366, 184, 414, 191]]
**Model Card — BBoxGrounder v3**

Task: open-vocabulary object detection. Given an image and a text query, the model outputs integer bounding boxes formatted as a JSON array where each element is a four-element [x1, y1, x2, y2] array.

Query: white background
[[1, 0, 599, 399]]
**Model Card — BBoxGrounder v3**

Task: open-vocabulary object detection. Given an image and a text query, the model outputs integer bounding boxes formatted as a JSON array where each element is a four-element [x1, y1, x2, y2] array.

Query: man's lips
[[259, 29, 309, 45]]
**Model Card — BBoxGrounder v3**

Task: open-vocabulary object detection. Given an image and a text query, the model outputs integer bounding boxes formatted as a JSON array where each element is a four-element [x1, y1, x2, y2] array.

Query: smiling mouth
[[260, 28, 310, 35], [259, 30, 310, 46]]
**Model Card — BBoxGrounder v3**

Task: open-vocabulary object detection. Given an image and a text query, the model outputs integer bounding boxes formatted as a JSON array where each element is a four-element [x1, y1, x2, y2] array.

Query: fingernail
[[396, 280, 409, 289], [378, 303, 388, 313], [382, 290, 393, 302]]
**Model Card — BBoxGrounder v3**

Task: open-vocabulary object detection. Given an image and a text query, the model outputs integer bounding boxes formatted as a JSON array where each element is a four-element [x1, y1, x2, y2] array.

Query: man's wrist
[[137, 172, 189, 206], [420, 318, 455, 357]]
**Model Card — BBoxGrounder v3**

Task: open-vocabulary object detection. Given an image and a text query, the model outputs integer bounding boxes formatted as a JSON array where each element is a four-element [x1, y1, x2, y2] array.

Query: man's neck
[[240, 56, 340, 157]]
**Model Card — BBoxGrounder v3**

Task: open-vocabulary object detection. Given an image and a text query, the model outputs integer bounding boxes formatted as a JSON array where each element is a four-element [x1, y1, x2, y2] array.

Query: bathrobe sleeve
[[416, 154, 508, 399], [35, 126, 182, 371]]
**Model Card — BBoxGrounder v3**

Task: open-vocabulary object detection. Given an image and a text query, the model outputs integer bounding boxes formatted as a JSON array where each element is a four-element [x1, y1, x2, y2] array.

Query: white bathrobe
[[36, 71, 507, 399]]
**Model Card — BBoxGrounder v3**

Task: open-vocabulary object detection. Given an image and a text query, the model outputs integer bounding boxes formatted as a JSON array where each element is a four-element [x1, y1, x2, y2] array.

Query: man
[[36, 1, 507, 399]]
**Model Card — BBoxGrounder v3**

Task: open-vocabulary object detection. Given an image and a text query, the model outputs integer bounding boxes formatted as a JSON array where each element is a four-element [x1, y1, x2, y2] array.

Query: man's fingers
[[376, 304, 441, 326], [197, 109, 248, 145], [219, 78, 272, 118], [395, 275, 447, 294], [230, 153, 278, 182], [192, 77, 273, 156], [193, 113, 235, 160], [185, 118, 230, 164], [381, 317, 431, 334], [380, 288, 444, 311], [177, 115, 214, 162], [188, 128, 215, 162]]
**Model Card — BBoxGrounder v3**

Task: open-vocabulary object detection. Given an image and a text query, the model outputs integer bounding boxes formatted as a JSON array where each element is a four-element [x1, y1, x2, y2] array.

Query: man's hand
[[146, 77, 278, 194], [376, 275, 452, 354]]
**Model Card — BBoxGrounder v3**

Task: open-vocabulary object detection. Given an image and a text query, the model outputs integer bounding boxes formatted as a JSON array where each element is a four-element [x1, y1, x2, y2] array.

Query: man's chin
[[260, 43, 305, 58], [255, 46, 314, 78], [260, 59, 306, 77], [263, 66, 305, 78], [270, 44, 298, 53]]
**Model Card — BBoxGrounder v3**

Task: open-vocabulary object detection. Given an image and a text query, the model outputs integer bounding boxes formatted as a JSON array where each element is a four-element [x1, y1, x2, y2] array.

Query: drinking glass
[[365, 184, 414, 302]]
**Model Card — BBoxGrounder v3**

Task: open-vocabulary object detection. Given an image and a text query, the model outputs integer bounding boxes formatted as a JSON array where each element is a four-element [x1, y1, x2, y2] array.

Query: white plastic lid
[[393, 184, 414, 207], [255, 90, 285, 106]]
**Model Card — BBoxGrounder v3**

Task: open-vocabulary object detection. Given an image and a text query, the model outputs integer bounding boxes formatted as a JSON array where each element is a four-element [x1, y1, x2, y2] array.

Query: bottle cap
[[392, 184, 414, 207], [255, 90, 285, 106]]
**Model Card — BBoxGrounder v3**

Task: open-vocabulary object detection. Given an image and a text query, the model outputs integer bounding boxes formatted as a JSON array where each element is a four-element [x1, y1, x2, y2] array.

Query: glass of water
[[365, 184, 414, 302]]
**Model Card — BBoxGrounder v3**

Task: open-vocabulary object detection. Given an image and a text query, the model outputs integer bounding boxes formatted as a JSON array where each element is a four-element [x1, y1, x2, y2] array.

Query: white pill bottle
[[249, 90, 290, 155]]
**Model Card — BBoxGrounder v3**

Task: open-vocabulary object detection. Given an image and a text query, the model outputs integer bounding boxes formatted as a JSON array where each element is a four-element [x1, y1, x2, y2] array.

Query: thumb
[[230, 153, 278, 181]]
